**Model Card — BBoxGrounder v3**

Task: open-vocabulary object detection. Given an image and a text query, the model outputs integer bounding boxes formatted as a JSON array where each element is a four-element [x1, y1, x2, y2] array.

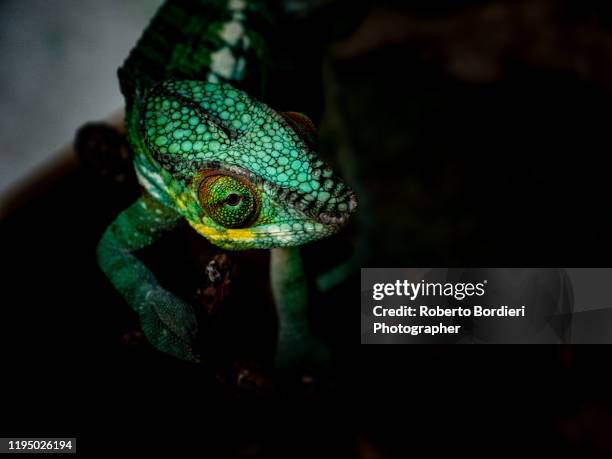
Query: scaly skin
[[97, 0, 357, 366]]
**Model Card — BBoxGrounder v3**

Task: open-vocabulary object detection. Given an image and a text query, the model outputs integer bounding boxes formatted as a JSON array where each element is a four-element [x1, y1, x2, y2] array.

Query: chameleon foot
[[136, 286, 200, 362], [275, 333, 330, 368]]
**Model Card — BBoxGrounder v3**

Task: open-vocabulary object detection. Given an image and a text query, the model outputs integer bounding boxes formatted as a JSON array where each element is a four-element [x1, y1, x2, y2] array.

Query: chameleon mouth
[[316, 191, 358, 227], [319, 212, 350, 226]]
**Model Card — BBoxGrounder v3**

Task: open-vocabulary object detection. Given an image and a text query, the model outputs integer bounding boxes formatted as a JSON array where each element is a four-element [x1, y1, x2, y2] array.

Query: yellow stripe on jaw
[[190, 221, 257, 242], [169, 189, 190, 212]]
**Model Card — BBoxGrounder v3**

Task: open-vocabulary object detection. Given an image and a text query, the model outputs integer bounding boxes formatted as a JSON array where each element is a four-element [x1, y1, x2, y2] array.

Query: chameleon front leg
[[97, 193, 199, 362], [270, 247, 329, 368]]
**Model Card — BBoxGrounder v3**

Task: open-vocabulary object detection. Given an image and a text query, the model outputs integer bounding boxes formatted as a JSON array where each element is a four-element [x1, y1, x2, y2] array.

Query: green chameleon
[[96, 0, 357, 367]]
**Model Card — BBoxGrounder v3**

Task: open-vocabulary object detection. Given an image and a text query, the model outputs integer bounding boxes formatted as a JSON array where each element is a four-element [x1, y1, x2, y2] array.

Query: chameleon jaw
[[189, 219, 345, 250]]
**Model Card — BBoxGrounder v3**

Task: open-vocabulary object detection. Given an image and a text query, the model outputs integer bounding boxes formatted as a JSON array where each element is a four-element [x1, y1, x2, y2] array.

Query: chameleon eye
[[198, 174, 259, 228], [225, 193, 242, 206]]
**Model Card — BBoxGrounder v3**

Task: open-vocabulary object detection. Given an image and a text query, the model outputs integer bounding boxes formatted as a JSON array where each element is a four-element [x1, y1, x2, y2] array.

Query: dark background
[[2, 0, 612, 456]]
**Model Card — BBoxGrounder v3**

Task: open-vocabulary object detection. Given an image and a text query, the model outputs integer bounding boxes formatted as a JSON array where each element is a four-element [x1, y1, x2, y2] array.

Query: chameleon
[[96, 0, 357, 367]]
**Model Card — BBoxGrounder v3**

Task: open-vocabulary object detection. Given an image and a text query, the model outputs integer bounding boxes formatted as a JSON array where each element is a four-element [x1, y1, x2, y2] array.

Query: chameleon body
[[97, 0, 356, 365]]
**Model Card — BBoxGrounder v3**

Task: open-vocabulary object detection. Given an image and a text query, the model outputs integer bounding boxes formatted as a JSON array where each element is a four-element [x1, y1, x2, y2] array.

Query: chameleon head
[[138, 80, 357, 250]]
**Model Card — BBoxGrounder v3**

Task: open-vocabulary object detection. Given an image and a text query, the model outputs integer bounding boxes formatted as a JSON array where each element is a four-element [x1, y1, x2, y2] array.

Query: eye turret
[[198, 173, 259, 228]]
